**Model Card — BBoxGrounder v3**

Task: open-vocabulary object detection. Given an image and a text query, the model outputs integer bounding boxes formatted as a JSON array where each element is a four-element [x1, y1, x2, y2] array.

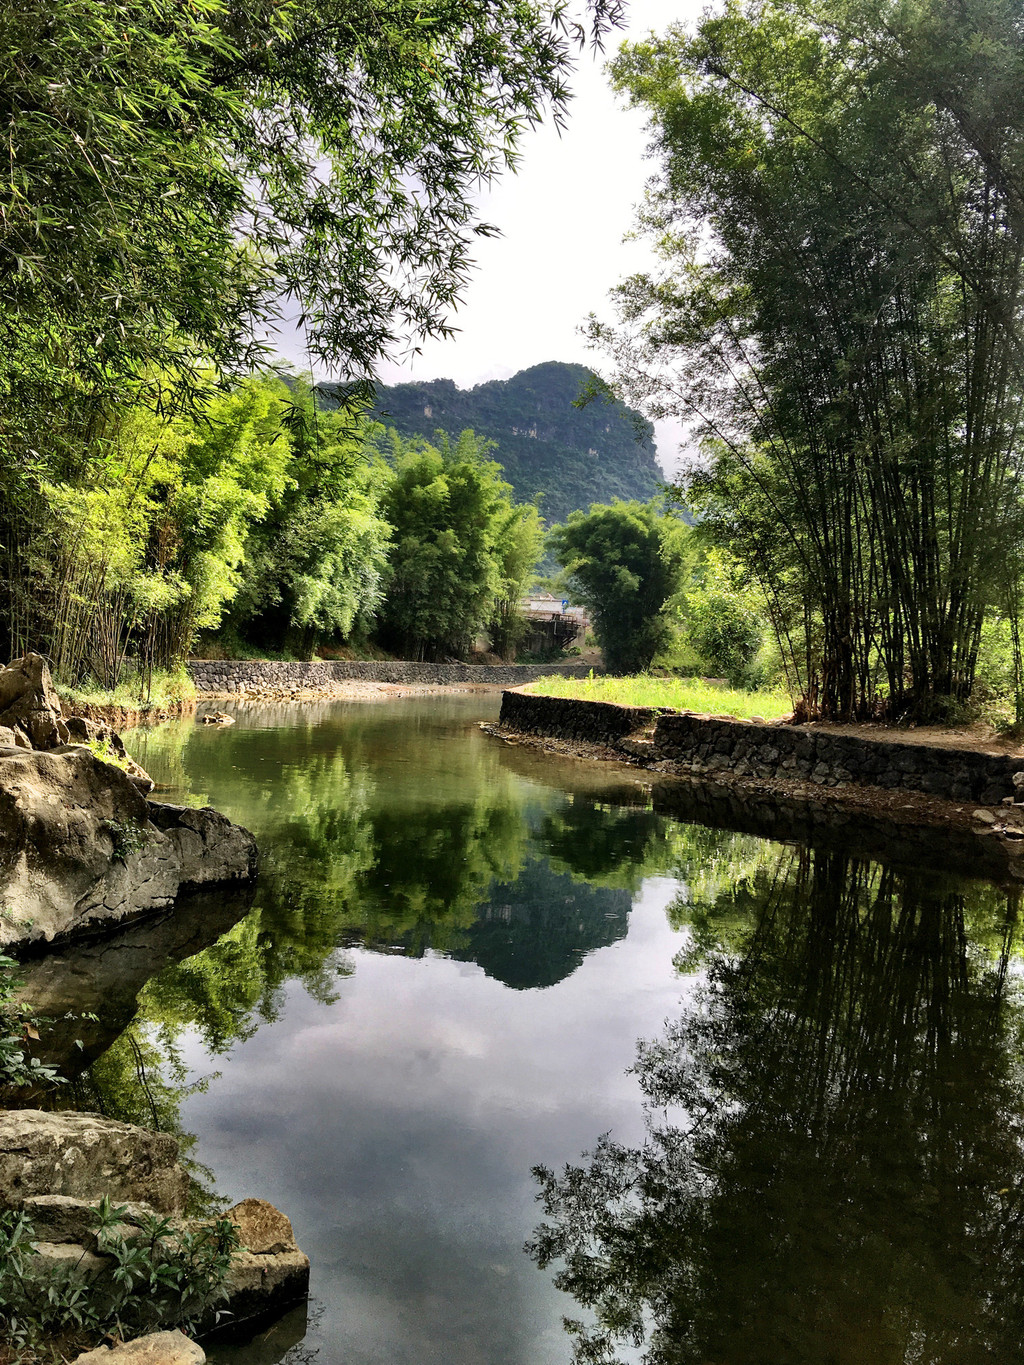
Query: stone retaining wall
[[497, 687, 662, 744], [497, 690, 1024, 806], [188, 659, 597, 692]]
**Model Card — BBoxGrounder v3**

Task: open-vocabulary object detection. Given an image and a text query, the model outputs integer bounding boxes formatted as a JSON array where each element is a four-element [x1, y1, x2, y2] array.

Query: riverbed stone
[[71, 1330, 205, 1364]]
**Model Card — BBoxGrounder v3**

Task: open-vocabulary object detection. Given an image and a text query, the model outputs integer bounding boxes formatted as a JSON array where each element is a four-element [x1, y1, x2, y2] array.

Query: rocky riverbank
[[487, 689, 1024, 868], [0, 656, 256, 951], [0, 656, 310, 1357], [0, 1111, 309, 1357]]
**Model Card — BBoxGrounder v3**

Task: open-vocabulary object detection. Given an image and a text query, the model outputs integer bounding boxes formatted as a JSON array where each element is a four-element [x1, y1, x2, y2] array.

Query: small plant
[[103, 819, 150, 862], [0, 955, 63, 1092], [0, 1197, 240, 1358], [84, 737, 132, 774]]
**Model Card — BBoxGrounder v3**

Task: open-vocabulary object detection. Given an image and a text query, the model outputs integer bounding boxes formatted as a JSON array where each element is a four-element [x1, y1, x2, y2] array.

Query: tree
[[39, 373, 293, 686], [682, 547, 764, 686], [488, 501, 546, 660], [377, 431, 529, 660], [550, 500, 688, 673], [590, 1, 1024, 719], [226, 383, 392, 653], [1, 0, 623, 664]]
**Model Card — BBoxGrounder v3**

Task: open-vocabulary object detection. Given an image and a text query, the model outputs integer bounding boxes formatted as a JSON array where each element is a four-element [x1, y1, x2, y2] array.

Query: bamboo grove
[[593, 0, 1024, 720]]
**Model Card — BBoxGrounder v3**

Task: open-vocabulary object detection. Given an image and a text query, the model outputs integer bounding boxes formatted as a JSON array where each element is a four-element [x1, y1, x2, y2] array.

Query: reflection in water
[[19, 697, 1024, 1363], [530, 848, 1024, 1365], [27, 700, 713, 1224]]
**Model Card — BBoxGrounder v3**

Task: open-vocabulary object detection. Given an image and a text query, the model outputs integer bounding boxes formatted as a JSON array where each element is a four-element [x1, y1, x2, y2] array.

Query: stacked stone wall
[[497, 687, 660, 744], [189, 659, 597, 692], [497, 690, 1024, 805]]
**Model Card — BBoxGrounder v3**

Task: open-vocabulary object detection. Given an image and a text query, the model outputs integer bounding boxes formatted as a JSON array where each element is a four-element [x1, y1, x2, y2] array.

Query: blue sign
[[561, 599, 569, 610]]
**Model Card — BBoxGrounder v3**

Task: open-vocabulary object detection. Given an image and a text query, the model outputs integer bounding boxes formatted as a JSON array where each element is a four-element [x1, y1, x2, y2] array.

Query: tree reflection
[[529, 848, 1024, 1365]]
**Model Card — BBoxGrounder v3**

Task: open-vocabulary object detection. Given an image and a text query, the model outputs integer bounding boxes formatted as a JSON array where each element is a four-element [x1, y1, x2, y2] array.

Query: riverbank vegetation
[[524, 673, 792, 720], [1, 0, 622, 692], [9, 0, 1024, 727], [587, 0, 1024, 724]]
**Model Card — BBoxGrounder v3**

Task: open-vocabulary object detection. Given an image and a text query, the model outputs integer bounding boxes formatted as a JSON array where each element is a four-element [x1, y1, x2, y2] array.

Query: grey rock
[[0, 1110, 187, 1215], [23, 1193, 156, 1247], [0, 747, 255, 948], [64, 716, 155, 796], [972, 809, 997, 824], [34, 1241, 108, 1277]]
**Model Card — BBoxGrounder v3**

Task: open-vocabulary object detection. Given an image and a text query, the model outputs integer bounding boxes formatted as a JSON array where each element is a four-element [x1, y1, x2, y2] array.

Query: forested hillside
[[359, 362, 663, 523]]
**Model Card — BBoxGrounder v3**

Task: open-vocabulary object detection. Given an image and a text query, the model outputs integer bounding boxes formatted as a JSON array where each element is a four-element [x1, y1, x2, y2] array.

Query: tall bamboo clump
[[597, 1, 1024, 720]]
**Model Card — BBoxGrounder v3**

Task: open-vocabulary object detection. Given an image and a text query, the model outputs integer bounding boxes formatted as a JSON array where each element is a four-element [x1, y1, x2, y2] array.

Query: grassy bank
[[524, 673, 793, 720], [57, 666, 197, 715]]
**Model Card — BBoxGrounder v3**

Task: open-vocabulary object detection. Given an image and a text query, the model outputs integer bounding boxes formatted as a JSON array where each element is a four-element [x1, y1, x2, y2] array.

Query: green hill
[[361, 361, 664, 524]]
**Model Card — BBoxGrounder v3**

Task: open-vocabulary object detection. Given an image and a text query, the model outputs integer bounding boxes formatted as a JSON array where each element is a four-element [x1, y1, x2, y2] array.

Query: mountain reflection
[[529, 847, 1024, 1365]]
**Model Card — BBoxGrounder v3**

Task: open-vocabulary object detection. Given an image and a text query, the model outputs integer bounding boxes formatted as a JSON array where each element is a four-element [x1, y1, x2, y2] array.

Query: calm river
[[49, 694, 1024, 1363]]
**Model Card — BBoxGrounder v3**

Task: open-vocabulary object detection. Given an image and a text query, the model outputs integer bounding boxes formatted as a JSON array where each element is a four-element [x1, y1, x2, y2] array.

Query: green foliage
[[225, 383, 392, 653], [103, 819, 150, 863], [0, 1197, 239, 1354], [377, 430, 534, 659], [0, 956, 64, 1093], [364, 362, 664, 524], [34, 372, 293, 686], [60, 666, 196, 713], [1, 0, 623, 667], [591, 0, 1024, 720], [682, 549, 765, 687], [550, 500, 689, 673], [488, 501, 546, 659]]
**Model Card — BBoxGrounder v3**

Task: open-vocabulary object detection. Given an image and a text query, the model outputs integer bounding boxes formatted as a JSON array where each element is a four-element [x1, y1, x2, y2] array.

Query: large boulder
[[72, 1332, 205, 1365], [0, 1110, 188, 1215], [0, 745, 256, 949], [0, 652, 68, 749]]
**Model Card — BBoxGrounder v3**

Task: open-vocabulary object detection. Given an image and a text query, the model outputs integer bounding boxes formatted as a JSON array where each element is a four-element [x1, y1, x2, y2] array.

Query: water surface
[[44, 695, 1024, 1364]]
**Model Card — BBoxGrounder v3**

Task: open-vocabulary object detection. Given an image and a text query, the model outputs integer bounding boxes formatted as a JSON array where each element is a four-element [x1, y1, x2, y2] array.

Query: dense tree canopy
[[225, 385, 392, 654], [1, 0, 622, 667], [550, 500, 688, 673], [591, 0, 1024, 719], [377, 432, 541, 659]]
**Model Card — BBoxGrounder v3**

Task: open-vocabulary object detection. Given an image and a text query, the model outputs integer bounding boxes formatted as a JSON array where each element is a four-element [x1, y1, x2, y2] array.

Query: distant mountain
[[361, 361, 664, 524]]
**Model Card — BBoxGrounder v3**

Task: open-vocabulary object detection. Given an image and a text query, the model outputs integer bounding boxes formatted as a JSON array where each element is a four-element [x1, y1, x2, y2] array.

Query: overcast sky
[[278, 1, 702, 478]]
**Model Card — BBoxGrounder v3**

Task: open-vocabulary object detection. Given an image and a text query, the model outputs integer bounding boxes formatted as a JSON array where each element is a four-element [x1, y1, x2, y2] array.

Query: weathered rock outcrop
[[0, 1110, 188, 1214], [0, 745, 256, 948], [0, 651, 70, 750], [0, 1111, 310, 1336]]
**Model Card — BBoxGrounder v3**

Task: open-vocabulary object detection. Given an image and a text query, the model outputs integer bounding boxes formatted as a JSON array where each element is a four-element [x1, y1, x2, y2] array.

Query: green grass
[[524, 673, 793, 719], [58, 666, 196, 713]]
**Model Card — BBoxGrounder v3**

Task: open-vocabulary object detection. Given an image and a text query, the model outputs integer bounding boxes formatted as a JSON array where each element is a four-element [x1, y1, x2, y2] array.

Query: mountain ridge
[[358, 361, 664, 524]]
